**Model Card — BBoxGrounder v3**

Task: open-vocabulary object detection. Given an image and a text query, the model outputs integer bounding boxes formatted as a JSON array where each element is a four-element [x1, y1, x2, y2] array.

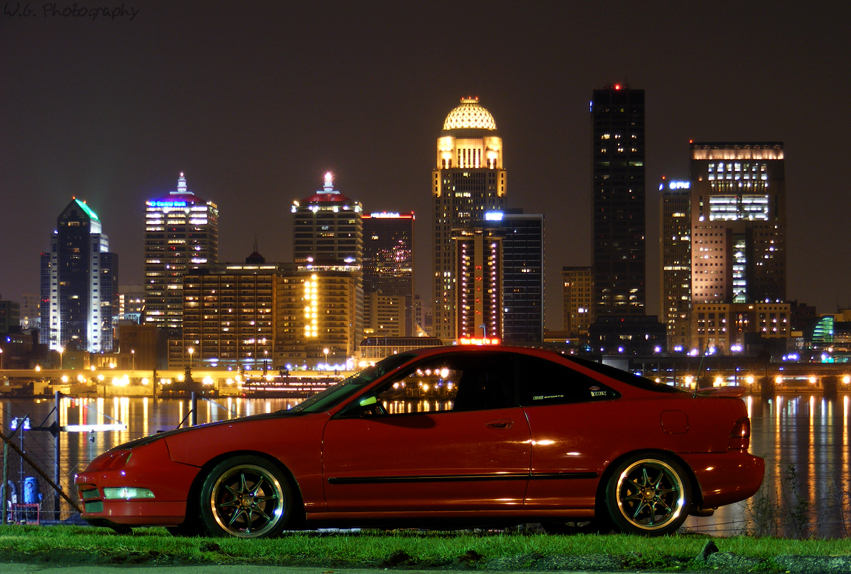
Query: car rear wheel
[[604, 454, 691, 536], [199, 455, 294, 538]]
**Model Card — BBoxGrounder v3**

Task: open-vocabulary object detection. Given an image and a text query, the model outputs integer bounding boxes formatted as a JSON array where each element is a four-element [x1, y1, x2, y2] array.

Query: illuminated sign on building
[[659, 181, 691, 191], [484, 211, 504, 221], [366, 212, 414, 219], [149, 201, 189, 208]]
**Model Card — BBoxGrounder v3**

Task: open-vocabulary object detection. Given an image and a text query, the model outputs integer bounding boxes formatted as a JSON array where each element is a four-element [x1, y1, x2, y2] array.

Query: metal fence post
[[1, 431, 7, 525], [190, 392, 197, 426], [54, 391, 61, 520]]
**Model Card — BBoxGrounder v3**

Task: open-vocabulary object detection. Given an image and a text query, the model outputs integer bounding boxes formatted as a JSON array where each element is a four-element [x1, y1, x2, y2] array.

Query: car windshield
[[288, 353, 417, 413]]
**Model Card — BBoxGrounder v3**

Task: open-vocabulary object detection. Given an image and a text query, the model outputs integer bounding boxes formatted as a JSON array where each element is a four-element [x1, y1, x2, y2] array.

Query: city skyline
[[3, 1, 850, 329]]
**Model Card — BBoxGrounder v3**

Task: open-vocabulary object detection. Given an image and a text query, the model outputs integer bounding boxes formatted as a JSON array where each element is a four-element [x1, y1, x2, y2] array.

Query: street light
[[131, 349, 135, 371], [188, 347, 194, 369], [0, 348, 3, 370], [59, 346, 64, 370], [323, 348, 329, 370]]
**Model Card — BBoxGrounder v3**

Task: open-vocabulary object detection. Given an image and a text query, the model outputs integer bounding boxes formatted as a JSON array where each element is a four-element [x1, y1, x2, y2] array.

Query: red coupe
[[75, 346, 764, 537]]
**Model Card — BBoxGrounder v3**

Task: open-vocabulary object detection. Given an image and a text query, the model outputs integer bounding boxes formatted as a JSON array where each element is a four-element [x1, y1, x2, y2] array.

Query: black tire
[[199, 455, 294, 538], [604, 453, 691, 536]]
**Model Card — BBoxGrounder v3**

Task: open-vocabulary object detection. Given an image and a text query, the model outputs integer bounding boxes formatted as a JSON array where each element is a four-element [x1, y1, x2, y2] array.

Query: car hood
[[113, 410, 302, 450]]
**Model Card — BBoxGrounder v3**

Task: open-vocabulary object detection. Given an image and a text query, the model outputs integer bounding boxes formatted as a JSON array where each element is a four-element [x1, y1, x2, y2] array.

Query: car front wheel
[[199, 455, 294, 538], [604, 454, 691, 536]]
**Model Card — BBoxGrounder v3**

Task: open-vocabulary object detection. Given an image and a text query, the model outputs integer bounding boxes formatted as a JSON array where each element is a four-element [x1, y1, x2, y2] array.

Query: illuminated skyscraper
[[591, 84, 645, 317], [144, 173, 218, 330], [41, 198, 117, 352], [689, 142, 787, 352], [362, 212, 414, 335], [292, 173, 363, 266], [690, 143, 786, 305], [484, 209, 545, 343], [659, 179, 692, 350], [433, 97, 506, 340], [453, 228, 503, 341], [291, 173, 364, 359]]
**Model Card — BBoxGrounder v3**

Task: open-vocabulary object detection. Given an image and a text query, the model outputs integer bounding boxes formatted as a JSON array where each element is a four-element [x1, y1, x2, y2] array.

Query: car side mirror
[[359, 396, 378, 407], [337, 395, 383, 418]]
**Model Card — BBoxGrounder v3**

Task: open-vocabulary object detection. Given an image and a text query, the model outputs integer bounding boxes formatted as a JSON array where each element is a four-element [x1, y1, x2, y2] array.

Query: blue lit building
[[484, 209, 545, 343], [144, 173, 218, 330], [659, 179, 692, 350]]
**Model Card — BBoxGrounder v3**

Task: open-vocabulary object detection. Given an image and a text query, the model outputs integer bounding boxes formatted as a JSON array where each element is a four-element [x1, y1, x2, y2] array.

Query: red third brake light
[[729, 417, 751, 450]]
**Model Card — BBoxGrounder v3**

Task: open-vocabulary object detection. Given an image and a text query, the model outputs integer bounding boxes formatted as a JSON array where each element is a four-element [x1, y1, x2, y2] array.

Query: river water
[[1, 393, 848, 537]]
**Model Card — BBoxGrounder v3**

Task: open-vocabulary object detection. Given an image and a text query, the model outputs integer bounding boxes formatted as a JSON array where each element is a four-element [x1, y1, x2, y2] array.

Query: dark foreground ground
[[2, 544, 851, 574]]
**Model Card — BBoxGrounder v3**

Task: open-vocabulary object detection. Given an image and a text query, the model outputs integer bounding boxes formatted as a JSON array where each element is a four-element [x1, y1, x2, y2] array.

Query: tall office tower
[[433, 97, 506, 340], [484, 209, 545, 343], [144, 173, 218, 330], [591, 84, 646, 317], [292, 173, 364, 359], [41, 198, 118, 352], [690, 143, 786, 305], [689, 143, 786, 353], [453, 228, 503, 341], [362, 212, 414, 335], [659, 180, 693, 350], [561, 266, 594, 337], [293, 173, 363, 266]]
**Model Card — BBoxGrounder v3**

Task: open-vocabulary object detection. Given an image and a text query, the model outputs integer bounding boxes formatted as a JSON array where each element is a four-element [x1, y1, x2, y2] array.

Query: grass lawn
[[0, 526, 849, 570]]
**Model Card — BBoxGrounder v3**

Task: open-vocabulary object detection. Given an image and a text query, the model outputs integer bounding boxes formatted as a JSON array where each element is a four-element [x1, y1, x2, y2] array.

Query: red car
[[75, 346, 764, 537]]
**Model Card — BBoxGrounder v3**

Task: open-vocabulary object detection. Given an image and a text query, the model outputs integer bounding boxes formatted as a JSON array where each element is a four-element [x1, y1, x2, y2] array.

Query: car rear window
[[563, 355, 687, 394], [517, 354, 619, 406]]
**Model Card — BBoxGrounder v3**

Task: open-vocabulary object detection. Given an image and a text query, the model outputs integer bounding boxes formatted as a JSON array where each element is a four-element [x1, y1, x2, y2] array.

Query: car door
[[321, 352, 532, 513], [517, 354, 621, 510]]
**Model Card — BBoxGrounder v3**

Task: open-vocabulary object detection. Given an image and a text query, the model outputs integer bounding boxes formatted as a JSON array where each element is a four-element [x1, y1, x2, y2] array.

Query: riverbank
[[0, 526, 850, 572]]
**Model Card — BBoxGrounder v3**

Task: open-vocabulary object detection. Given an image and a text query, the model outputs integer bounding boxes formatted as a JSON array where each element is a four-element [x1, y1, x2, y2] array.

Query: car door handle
[[486, 420, 513, 429]]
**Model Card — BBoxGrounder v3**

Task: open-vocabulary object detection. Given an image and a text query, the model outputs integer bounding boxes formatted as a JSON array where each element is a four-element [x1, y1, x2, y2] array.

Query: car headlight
[[102, 487, 155, 500]]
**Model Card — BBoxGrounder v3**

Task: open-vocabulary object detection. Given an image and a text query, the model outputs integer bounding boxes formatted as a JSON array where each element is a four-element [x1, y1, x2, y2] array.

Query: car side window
[[518, 355, 619, 406], [372, 353, 516, 414], [373, 358, 460, 414]]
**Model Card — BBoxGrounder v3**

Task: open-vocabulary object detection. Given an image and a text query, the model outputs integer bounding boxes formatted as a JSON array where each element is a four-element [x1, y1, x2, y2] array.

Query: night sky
[[2, 1, 850, 329]]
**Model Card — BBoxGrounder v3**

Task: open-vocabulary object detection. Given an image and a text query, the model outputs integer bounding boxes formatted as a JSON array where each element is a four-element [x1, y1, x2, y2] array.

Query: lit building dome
[[443, 97, 496, 131]]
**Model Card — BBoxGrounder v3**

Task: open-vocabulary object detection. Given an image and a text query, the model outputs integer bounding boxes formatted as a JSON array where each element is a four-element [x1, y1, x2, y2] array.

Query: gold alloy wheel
[[208, 463, 286, 538], [612, 458, 687, 533]]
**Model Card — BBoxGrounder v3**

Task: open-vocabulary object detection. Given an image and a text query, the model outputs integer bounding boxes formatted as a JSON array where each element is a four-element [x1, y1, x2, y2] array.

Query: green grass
[[0, 526, 849, 570]]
